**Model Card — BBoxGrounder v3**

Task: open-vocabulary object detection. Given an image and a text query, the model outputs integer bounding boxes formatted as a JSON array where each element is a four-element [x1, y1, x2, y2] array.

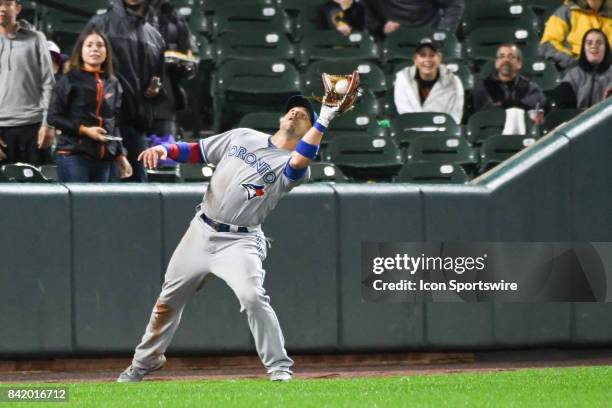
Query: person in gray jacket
[[394, 38, 464, 124], [555, 28, 612, 110], [0, 0, 55, 165]]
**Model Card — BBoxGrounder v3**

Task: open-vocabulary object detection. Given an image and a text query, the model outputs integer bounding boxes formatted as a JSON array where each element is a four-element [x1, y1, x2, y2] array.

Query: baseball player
[[116, 93, 348, 382]]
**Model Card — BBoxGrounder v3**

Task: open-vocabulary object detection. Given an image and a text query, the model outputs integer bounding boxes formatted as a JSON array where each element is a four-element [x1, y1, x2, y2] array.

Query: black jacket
[[471, 73, 547, 114], [87, 1, 165, 132], [148, 0, 198, 120], [48, 69, 126, 161], [362, 0, 465, 37]]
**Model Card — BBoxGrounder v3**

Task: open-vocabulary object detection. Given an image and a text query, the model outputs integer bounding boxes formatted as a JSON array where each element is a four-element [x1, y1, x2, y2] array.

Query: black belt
[[201, 213, 249, 233]]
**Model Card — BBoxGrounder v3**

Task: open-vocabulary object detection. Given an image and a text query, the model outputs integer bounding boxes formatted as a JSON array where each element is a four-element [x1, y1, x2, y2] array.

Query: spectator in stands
[[47, 40, 66, 79], [471, 43, 547, 125], [555, 28, 612, 109], [146, 0, 197, 167], [48, 28, 132, 182], [540, 0, 612, 70], [318, 0, 365, 36], [362, 0, 465, 38], [394, 38, 464, 124], [0, 0, 55, 165], [86, 0, 165, 182]]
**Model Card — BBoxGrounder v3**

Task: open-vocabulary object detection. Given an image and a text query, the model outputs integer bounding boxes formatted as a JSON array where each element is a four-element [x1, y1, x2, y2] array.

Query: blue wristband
[[314, 121, 327, 133], [295, 139, 319, 160], [284, 161, 308, 181]]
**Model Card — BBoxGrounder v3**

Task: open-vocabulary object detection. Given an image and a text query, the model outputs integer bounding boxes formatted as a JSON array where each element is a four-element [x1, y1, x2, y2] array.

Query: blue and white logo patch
[[242, 183, 265, 200]]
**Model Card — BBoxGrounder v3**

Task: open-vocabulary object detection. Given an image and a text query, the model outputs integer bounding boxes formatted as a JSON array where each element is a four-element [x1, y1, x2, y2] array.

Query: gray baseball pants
[[131, 214, 293, 373]]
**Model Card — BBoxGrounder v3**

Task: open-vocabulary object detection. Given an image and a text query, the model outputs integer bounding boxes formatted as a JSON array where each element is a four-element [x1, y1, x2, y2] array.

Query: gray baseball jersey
[[198, 128, 310, 227], [126, 128, 309, 379]]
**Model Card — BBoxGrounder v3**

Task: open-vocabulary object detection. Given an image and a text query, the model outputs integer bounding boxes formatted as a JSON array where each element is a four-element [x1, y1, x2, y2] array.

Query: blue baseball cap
[[285, 95, 317, 125]]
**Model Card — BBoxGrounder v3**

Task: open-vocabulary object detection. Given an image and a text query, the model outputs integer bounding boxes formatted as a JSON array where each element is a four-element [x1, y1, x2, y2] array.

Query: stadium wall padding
[[0, 100, 611, 356]]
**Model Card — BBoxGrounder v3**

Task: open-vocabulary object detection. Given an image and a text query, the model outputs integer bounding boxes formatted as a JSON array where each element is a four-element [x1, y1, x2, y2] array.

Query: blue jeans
[[57, 154, 113, 182]]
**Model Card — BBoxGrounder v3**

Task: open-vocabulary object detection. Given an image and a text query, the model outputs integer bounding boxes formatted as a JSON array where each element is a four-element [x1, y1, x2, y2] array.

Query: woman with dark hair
[[555, 28, 612, 109], [48, 28, 132, 182]]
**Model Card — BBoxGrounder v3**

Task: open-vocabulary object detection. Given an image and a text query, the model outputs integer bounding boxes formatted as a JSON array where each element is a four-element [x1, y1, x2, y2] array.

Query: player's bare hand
[[0, 136, 7, 161], [138, 145, 167, 169], [83, 126, 108, 142], [117, 155, 133, 179]]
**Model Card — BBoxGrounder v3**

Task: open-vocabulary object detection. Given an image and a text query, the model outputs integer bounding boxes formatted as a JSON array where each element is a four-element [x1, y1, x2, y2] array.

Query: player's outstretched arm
[[138, 142, 204, 169], [289, 104, 340, 169]]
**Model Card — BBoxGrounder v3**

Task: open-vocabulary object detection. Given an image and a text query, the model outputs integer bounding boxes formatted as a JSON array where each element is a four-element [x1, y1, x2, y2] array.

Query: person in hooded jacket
[[48, 27, 132, 182], [540, 0, 612, 69], [0, 0, 55, 165], [86, 0, 165, 182], [555, 28, 612, 109], [394, 38, 464, 124], [146, 0, 197, 166]]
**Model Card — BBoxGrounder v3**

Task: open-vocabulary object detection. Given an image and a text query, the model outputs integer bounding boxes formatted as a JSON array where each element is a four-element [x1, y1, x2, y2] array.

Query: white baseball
[[335, 79, 349, 95]]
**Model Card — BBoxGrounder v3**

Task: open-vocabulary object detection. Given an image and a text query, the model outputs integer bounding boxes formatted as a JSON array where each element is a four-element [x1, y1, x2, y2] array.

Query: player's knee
[[238, 288, 268, 311]]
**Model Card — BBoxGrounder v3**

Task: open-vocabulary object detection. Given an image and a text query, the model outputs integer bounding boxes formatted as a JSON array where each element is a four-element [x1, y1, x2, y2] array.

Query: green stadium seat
[[382, 28, 462, 69], [299, 31, 379, 66], [204, 0, 278, 13], [210, 5, 292, 38], [396, 162, 470, 184], [460, 1, 540, 37], [238, 111, 284, 134], [325, 123, 388, 151], [390, 112, 462, 148], [466, 109, 537, 144], [179, 163, 215, 182], [479, 134, 536, 173], [466, 109, 506, 144], [146, 167, 181, 183], [55, 0, 112, 14], [526, 0, 561, 31], [381, 91, 398, 117], [464, 27, 541, 67], [325, 135, 403, 182], [40, 165, 58, 182], [445, 61, 474, 92], [542, 109, 580, 135], [214, 32, 296, 65], [212, 59, 301, 131], [303, 60, 387, 97], [176, 3, 209, 36], [308, 162, 348, 183], [0, 163, 51, 183], [406, 136, 478, 169]]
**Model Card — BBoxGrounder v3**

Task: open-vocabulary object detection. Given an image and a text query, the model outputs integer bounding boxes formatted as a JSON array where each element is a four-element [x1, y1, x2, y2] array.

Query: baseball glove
[[319, 70, 361, 114]]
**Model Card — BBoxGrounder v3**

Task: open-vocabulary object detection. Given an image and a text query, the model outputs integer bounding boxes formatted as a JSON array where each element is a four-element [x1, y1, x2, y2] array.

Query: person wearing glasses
[[555, 28, 612, 110], [470, 43, 546, 125]]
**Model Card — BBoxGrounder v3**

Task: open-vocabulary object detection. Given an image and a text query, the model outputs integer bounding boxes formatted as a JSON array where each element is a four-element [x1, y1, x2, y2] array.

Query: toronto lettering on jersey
[[228, 145, 277, 184]]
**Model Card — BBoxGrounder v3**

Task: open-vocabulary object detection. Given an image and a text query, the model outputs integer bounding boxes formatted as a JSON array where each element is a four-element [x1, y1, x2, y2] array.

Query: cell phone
[[103, 135, 123, 142], [150, 77, 161, 89]]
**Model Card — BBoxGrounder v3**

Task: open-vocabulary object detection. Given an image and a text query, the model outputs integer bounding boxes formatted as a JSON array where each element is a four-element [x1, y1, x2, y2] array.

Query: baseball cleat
[[270, 370, 293, 382], [117, 355, 166, 383]]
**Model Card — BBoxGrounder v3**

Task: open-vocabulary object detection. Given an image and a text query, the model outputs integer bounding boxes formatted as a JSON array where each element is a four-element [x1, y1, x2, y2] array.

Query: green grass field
[[2, 366, 611, 407]]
